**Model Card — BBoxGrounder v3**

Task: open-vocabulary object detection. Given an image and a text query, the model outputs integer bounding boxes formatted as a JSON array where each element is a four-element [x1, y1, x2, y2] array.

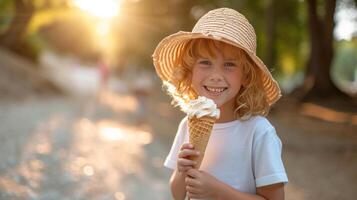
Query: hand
[[177, 143, 200, 173], [185, 169, 220, 199]]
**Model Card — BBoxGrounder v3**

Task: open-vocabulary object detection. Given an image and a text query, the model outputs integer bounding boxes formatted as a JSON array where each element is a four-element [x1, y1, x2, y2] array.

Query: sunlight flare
[[96, 22, 111, 36], [114, 192, 126, 200], [99, 126, 126, 141], [98, 121, 153, 144], [82, 164, 95, 176], [74, 0, 121, 19]]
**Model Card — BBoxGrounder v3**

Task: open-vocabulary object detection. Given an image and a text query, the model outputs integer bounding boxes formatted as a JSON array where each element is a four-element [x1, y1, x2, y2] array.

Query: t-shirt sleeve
[[252, 127, 288, 187], [163, 117, 188, 170]]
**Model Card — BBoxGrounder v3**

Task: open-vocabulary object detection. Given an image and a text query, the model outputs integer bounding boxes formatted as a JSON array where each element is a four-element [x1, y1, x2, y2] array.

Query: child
[[152, 8, 288, 200]]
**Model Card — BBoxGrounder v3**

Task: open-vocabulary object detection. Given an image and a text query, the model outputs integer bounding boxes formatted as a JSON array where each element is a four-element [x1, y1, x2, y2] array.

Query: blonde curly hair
[[167, 38, 270, 120]]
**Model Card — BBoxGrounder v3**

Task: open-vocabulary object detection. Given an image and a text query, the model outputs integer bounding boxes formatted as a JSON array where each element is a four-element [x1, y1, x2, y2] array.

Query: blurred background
[[0, 0, 356, 199]]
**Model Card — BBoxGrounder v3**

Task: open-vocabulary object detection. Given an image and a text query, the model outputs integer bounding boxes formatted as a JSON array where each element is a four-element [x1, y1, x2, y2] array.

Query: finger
[[180, 143, 194, 150], [186, 168, 200, 178], [177, 165, 193, 173], [185, 176, 200, 186], [187, 192, 200, 199], [178, 149, 200, 158], [186, 185, 200, 194], [177, 158, 197, 166]]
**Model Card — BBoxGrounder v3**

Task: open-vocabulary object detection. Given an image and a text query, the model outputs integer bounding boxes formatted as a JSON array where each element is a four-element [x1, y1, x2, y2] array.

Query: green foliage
[[0, 0, 73, 61], [0, 0, 14, 33], [275, 0, 308, 72], [332, 40, 357, 82], [0, 0, 12, 9]]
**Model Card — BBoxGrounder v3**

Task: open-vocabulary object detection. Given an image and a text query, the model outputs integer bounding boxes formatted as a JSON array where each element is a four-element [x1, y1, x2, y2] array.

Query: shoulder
[[242, 116, 277, 140], [241, 115, 274, 131]]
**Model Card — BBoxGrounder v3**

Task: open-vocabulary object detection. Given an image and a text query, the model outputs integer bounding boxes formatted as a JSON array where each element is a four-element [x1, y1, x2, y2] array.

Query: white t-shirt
[[164, 115, 288, 196]]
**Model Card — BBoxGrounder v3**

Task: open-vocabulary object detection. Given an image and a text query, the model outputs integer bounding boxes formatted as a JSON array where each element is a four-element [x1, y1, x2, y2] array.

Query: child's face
[[191, 44, 244, 109]]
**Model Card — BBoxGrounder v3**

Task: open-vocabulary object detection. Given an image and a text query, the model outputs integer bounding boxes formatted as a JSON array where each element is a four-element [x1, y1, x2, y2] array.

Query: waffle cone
[[188, 116, 216, 169]]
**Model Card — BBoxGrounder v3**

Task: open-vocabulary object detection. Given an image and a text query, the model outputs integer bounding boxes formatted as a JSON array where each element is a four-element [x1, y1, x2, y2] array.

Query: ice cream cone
[[188, 115, 216, 169]]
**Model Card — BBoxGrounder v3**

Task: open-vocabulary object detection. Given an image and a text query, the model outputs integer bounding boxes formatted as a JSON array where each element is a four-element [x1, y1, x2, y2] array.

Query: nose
[[208, 68, 224, 82]]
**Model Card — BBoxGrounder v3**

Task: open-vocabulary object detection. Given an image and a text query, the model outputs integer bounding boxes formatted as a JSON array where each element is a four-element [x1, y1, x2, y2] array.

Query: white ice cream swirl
[[185, 96, 220, 119]]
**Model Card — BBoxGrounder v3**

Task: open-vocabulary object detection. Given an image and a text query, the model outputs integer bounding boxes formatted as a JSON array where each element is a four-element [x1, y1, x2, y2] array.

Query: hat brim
[[152, 31, 281, 106]]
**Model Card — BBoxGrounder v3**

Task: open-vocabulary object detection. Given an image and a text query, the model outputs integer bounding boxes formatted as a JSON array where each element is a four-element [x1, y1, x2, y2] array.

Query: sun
[[74, 0, 121, 19]]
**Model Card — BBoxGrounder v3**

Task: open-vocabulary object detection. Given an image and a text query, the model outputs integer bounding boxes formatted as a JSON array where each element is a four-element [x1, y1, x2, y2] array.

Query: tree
[[301, 0, 339, 99], [264, 0, 275, 68], [0, 0, 34, 51], [0, 0, 70, 59], [302, 0, 357, 99]]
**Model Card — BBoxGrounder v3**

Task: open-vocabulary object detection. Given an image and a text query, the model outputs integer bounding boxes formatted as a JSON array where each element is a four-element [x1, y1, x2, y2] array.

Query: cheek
[[229, 73, 244, 92], [190, 76, 201, 92], [191, 68, 203, 90]]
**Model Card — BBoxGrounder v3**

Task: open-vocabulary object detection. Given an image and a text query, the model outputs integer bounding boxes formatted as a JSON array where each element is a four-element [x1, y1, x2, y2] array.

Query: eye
[[197, 59, 212, 67], [224, 62, 237, 68]]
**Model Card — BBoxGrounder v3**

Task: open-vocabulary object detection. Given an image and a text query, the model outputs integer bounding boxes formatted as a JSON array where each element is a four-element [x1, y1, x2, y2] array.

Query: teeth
[[206, 86, 225, 93]]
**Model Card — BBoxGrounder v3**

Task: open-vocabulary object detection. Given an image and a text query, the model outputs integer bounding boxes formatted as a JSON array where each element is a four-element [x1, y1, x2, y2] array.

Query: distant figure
[[131, 69, 153, 125], [152, 8, 288, 200], [98, 61, 110, 89]]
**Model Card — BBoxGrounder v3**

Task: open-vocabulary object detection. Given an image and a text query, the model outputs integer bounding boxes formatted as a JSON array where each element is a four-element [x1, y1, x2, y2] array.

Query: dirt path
[[0, 92, 173, 200], [270, 97, 357, 200], [0, 85, 356, 200]]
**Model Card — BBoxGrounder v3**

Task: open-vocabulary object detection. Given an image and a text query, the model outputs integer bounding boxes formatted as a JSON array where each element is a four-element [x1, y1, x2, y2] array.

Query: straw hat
[[152, 7, 281, 106]]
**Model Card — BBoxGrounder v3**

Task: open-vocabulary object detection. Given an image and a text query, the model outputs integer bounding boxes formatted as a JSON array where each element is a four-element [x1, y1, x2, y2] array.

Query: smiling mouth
[[204, 86, 228, 94]]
